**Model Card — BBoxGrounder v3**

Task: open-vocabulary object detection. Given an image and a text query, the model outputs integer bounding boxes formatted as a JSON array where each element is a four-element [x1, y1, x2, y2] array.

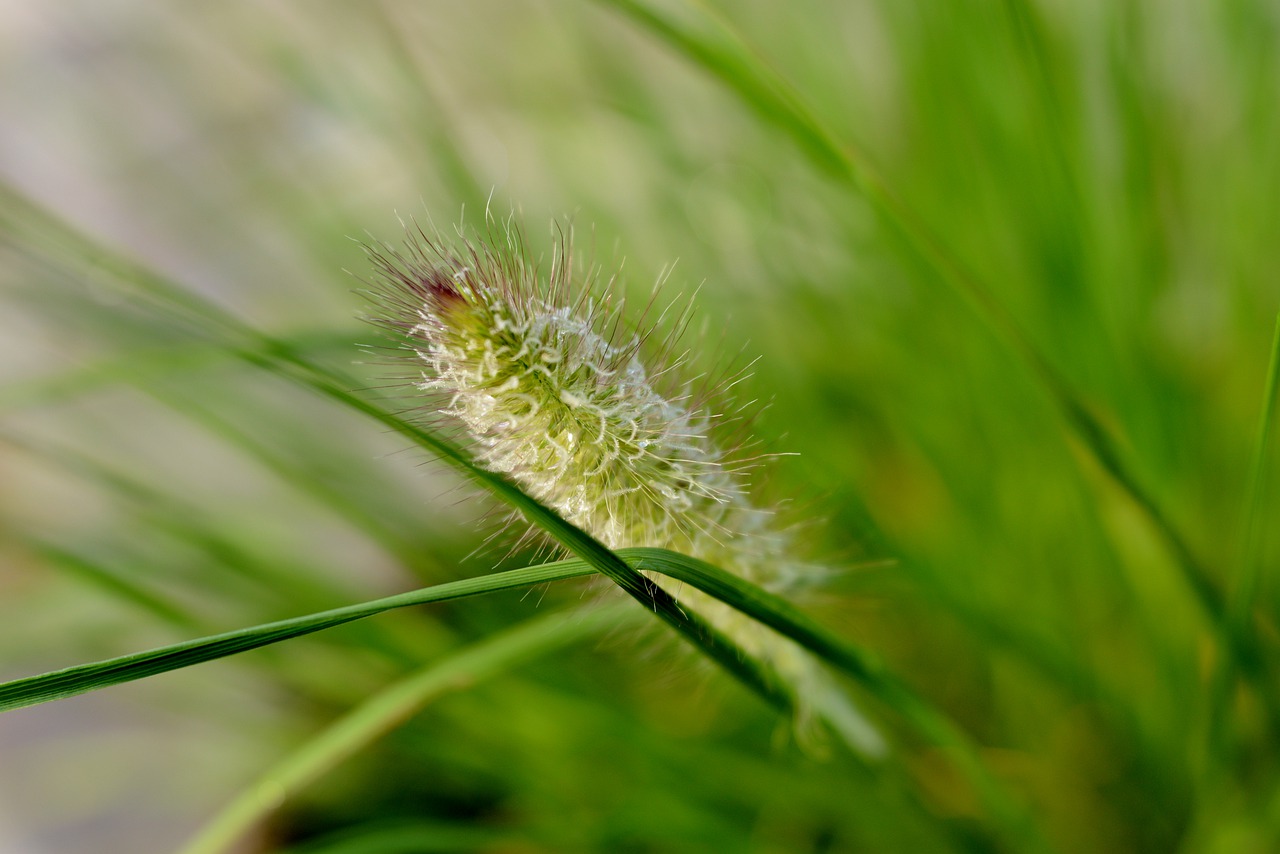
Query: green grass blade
[[0, 559, 596, 713], [0, 343, 222, 412], [139, 386, 440, 579], [1231, 312, 1280, 628], [0, 546, 782, 722], [1207, 312, 1280, 751], [178, 601, 637, 854], [281, 823, 512, 854], [19, 537, 200, 631], [592, 0, 848, 177]]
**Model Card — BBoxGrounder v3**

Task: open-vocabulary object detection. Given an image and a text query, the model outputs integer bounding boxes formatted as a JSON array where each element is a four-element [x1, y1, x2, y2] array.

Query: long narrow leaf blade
[[0, 560, 595, 713]]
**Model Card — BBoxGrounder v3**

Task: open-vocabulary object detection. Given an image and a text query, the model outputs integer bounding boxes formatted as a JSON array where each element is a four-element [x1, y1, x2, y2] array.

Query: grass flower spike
[[367, 222, 882, 755]]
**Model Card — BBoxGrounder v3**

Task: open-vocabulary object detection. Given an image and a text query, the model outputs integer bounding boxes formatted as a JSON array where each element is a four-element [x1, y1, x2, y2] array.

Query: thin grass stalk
[[0, 561, 590, 712], [18, 536, 200, 631], [1206, 312, 1280, 754], [1229, 313, 1280, 636]]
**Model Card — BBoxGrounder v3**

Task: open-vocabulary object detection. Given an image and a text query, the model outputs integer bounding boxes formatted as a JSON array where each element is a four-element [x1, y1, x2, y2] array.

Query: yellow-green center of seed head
[[414, 269, 743, 556]]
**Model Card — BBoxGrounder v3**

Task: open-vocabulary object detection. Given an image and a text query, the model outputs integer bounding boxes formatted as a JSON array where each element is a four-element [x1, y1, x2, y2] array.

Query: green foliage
[[1, 2, 1279, 853]]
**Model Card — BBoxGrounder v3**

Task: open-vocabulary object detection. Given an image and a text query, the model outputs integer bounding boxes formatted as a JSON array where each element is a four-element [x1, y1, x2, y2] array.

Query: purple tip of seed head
[[366, 241, 466, 308], [417, 267, 465, 308]]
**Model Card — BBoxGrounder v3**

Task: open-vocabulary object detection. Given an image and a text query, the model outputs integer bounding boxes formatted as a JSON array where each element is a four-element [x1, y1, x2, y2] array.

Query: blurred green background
[[2, 1, 1279, 852]]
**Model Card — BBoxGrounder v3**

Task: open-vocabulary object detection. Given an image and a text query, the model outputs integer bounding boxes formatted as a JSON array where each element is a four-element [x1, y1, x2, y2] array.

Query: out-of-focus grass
[[1, 1, 1278, 852]]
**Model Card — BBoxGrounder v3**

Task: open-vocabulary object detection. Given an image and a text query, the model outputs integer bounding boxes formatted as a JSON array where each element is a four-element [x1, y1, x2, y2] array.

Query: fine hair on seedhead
[[358, 214, 763, 551], [358, 210, 884, 756]]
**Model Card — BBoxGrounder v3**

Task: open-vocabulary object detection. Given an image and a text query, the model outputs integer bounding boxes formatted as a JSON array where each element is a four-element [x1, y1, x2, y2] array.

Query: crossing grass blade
[[0, 560, 593, 713], [1207, 312, 1280, 750], [1230, 312, 1280, 632]]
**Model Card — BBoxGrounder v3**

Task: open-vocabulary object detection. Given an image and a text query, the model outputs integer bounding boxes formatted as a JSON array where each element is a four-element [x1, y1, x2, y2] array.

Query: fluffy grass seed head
[[364, 219, 882, 755]]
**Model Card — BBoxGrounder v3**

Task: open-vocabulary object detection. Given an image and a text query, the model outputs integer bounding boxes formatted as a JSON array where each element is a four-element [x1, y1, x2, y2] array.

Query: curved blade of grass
[[281, 824, 512, 854], [0, 334, 447, 582], [1207, 312, 1280, 751], [0, 549, 778, 728], [178, 601, 637, 854], [141, 384, 442, 580], [0, 342, 222, 412], [0, 329, 357, 413], [16, 535, 200, 631], [1230, 312, 1280, 632], [597, 0, 1225, 644], [0, 431, 328, 602], [0, 543, 940, 753], [281, 822, 521, 854], [0, 559, 594, 713]]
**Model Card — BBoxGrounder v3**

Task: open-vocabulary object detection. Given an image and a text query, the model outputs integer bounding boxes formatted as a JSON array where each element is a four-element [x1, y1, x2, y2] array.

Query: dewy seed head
[[367, 223, 747, 559], [364, 219, 883, 756]]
